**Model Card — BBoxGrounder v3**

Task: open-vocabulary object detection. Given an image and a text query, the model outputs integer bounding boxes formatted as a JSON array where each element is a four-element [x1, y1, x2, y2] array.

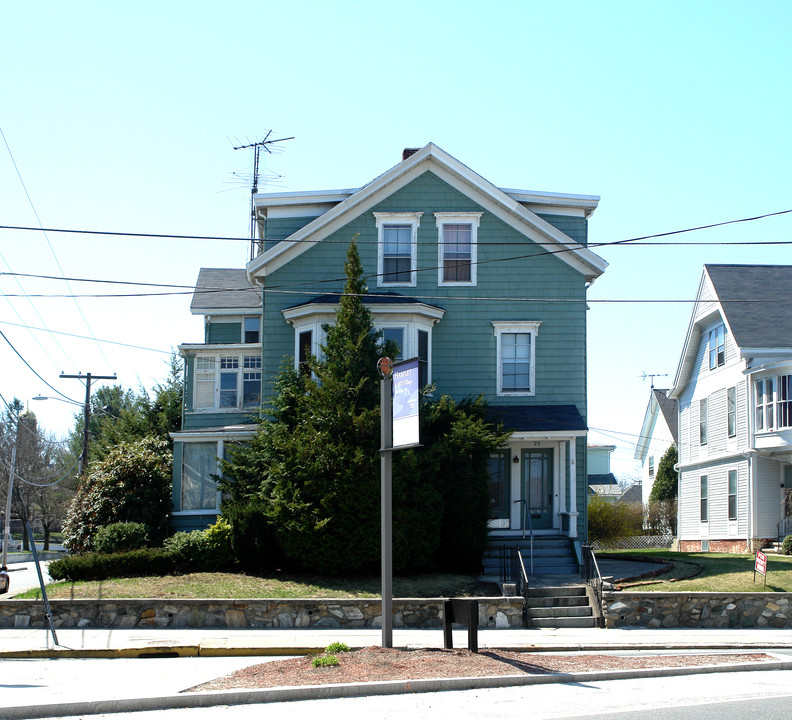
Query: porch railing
[[581, 544, 604, 628]]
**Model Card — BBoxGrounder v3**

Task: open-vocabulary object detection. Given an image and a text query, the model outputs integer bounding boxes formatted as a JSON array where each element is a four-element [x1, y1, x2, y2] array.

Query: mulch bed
[[187, 646, 773, 691]]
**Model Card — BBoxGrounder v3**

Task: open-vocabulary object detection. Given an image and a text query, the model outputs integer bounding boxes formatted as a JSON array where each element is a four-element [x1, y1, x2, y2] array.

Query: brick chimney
[[402, 148, 420, 161]]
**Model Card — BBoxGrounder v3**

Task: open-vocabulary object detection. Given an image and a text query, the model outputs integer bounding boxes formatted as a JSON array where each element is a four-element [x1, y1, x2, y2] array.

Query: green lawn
[[602, 549, 792, 592], [17, 572, 497, 601]]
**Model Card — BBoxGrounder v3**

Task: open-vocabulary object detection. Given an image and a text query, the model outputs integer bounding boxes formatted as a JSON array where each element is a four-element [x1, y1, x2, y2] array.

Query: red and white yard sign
[[754, 550, 767, 586]]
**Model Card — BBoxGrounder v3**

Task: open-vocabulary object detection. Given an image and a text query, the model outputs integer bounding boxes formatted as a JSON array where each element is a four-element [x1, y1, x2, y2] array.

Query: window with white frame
[[755, 378, 775, 431], [648, 456, 655, 478], [374, 212, 422, 287], [243, 316, 260, 343], [377, 324, 432, 386], [435, 212, 481, 286], [700, 475, 708, 522], [192, 354, 261, 411], [779, 375, 792, 429], [709, 325, 725, 369], [492, 322, 540, 396], [181, 442, 220, 511], [727, 387, 736, 438], [728, 469, 737, 521], [699, 398, 708, 445]]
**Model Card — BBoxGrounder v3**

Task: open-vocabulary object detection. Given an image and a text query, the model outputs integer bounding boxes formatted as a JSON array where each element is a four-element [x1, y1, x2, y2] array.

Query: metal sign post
[[378, 358, 394, 648], [378, 357, 421, 649]]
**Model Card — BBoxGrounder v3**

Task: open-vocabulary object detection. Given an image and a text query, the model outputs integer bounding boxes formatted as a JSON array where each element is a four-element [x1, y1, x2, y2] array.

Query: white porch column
[[558, 441, 567, 527], [568, 437, 578, 539]]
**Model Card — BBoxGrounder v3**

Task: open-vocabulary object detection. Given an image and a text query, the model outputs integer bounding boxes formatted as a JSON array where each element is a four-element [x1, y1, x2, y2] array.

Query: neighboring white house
[[634, 388, 678, 505], [587, 444, 621, 501], [668, 264, 792, 552]]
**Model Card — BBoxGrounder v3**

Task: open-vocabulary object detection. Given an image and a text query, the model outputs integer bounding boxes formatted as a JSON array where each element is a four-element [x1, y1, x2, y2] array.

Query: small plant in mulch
[[311, 641, 351, 668], [312, 655, 339, 668]]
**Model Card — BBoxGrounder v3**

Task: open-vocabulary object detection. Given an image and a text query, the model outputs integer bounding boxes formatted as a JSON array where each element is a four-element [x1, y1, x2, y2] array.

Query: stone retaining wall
[[0, 597, 524, 630], [603, 591, 792, 628]]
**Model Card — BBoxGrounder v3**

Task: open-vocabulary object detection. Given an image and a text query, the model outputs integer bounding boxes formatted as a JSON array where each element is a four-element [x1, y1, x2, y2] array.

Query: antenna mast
[[640, 372, 669, 390], [233, 131, 294, 261]]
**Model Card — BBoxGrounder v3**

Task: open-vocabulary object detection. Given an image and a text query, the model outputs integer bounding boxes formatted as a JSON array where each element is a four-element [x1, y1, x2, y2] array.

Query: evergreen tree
[[649, 444, 678, 502], [222, 237, 506, 575]]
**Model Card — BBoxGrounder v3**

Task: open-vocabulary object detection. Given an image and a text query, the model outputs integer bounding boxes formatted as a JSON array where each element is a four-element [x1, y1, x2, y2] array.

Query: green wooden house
[[171, 144, 607, 571]]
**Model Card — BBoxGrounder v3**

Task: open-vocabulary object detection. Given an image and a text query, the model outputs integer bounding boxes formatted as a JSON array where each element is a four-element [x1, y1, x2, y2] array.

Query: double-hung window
[[779, 375, 792, 429], [378, 325, 432, 387], [700, 475, 708, 522], [374, 212, 422, 287], [755, 378, 775, 431], [728, 469, 737, 521], [435, 212, 481, 286], [699, 398, 708, 445], [727, 387, 736, 438], [181, 442, 220, 511], [709, 325, 725, 369], [493, 322, 541, 396], [219, 357, 239, 408]]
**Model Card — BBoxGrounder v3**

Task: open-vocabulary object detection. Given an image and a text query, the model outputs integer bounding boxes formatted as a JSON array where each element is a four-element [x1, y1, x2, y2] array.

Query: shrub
[[782, 534, 792, 555], [587, 495, 643, 543], [94, 522, 149, 554], [225, 502, 280, 573], [202, 517, 236, 571], [326, 642, 349, 653], [163, 519, 237, 573], [312, 655, 339, 668], [63, 436, 172, 553], [48, 548, 179, 581]]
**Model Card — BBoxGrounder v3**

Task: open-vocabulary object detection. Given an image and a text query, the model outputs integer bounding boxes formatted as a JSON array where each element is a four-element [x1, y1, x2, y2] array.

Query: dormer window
[[708, 325, 725, 369]]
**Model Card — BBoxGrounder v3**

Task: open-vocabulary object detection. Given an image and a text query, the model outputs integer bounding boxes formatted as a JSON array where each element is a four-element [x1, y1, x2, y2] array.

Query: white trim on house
[[247, 144, 608, 284]]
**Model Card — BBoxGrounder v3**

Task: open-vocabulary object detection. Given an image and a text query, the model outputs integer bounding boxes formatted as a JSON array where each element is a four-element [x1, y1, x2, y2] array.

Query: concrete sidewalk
[[6, 625, 792, 658]]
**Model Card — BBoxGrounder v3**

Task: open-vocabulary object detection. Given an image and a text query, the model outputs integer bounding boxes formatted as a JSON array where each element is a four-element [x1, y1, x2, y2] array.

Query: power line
[[0, 329, 81, 404], [1, 127, 112, 370], [0, 319, 174, 355], [0, 207, 789, 246]]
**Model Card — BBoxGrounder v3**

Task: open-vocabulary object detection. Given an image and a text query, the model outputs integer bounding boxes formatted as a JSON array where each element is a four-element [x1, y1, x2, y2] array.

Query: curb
[[3, 641, 792, 660], [4, 659, 792, 719]]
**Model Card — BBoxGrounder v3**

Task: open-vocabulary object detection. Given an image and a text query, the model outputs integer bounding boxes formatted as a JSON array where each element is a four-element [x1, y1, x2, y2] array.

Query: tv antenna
[[640, 372, 668, 390], [232, 131, 294, 260]]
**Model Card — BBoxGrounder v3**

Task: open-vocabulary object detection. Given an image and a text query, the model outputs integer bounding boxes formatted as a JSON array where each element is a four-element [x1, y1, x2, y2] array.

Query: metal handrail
[[514, 499, 534, 575], [581, 544, 604, 626]]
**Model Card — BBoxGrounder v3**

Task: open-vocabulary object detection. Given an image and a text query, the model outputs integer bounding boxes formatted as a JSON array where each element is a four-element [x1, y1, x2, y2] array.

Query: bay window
[[192, 353, 261, 411]]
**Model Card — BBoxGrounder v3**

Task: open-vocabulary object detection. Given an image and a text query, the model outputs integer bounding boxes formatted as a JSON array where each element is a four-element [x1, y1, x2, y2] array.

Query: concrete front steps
[[482, 536, 579, 579], [525, 586, 597, 628]]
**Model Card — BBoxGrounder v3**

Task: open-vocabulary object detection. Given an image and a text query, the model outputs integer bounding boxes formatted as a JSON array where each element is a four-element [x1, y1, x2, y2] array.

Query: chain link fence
[[591, 534, 674, 551]]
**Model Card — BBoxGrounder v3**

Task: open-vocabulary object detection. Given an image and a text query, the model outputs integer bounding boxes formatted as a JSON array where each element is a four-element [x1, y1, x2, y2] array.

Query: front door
[[521, 449, 554, 530]]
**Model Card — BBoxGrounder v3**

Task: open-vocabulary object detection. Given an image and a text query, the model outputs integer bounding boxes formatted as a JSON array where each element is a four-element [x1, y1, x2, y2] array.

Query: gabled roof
[[670, 264, 792, 397], [634, 388, 678, 461], [247, 143, 608, 284], [190, 269, 261, 315], [706, 264, 792, 351]]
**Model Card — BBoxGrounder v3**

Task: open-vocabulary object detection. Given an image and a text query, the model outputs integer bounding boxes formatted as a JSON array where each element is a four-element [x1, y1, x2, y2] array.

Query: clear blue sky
[[2, 1, 790, 480]]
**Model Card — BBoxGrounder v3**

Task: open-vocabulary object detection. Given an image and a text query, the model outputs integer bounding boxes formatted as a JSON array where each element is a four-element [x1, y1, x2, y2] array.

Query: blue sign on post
[[392, 358, 420, 448]]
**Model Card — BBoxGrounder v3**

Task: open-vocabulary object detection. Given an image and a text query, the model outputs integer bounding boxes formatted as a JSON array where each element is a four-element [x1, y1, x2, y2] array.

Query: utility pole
[[59, 372, 117, 473], [1, 411, 19, 567], [232, 132, 293, 261]]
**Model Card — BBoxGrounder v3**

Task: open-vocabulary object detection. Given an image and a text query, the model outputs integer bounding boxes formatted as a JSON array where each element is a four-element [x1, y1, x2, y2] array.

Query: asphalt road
[[4, 560, 52, 597]]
